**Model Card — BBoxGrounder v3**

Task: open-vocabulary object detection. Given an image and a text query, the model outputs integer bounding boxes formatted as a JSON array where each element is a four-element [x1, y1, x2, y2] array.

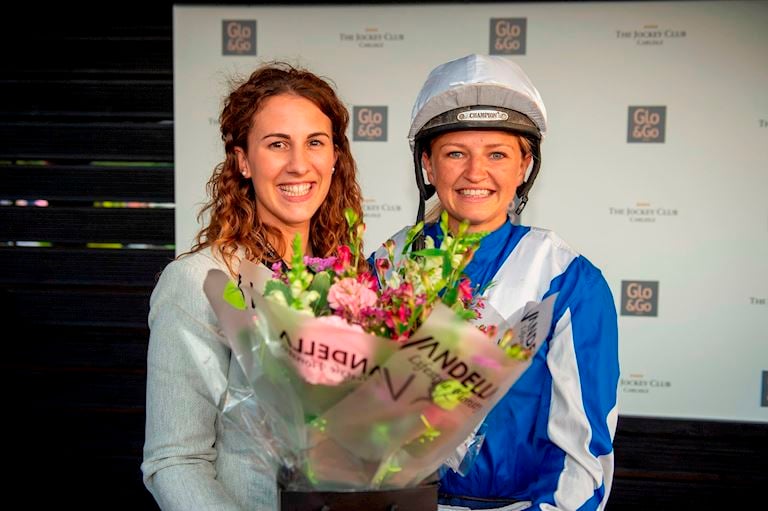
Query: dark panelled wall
[[0, 4, 173, 510], [0, 2, 764, 510]]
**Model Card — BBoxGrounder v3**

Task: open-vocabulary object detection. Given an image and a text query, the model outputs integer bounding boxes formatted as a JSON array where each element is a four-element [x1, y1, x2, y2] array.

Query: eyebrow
[[261, 131, 331, 141], [440, 142, 515, 150]]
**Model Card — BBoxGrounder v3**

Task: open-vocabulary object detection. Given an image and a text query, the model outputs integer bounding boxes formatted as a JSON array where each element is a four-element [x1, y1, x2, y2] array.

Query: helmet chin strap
[[513, 196, 529, 216], [413, 143, 435, 250], [514, 142, 542, 216]]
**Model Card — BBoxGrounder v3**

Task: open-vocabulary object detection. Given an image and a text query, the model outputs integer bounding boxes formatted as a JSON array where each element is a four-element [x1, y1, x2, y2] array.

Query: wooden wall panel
[[0, 207, 174, 245], [0, 247, 172, 286], [2, 164, 174, 202], [0, 5, 174, 509], [0, 121, 173, 161]]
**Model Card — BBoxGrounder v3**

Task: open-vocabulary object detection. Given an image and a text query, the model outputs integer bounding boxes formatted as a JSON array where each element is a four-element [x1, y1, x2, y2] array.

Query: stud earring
[[331, 166, 336, 174]]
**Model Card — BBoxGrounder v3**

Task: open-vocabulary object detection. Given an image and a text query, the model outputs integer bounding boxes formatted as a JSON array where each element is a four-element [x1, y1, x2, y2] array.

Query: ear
[[517, 153, 532, 184], [234, 146, 251, 178], [422, 151, 435, 184]]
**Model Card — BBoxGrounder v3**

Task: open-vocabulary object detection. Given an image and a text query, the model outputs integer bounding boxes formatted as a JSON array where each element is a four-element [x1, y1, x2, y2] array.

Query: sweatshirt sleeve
[[141, 256, 242, 511], [530, 260, 620, 511]]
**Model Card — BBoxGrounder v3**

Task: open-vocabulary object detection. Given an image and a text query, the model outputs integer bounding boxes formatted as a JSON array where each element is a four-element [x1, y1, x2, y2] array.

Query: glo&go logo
[[621, 281, 659, 317], [353, 106, 387, 142], [490, 18, 526, 55], [628, 106, 666, 143], [223, 20, 256, 56]]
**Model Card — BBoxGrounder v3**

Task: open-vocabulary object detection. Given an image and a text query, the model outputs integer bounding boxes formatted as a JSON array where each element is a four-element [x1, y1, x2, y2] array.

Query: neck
[[447, 213, 510, 235], [270, 226, 312, 263]]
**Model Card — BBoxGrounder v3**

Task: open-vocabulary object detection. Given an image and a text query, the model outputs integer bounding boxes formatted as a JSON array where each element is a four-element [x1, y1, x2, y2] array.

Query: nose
[[289, 145, 310, 175], [463, 155, 486, 182]]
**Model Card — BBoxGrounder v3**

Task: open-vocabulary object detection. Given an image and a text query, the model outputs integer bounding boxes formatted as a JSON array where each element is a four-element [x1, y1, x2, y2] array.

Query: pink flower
[[458, 277, 473, 303], [375, 257, 390, 281], [477, 323, 498, 338], [333, 245, 352, 274], [328, 277, 377, 321], [357, 271, 378, 292], [394, 281, 414, 299]]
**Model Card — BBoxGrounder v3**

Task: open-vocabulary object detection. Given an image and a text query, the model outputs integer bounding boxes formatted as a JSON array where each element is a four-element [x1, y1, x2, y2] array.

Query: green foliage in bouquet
[[262, 208, 488, 341]]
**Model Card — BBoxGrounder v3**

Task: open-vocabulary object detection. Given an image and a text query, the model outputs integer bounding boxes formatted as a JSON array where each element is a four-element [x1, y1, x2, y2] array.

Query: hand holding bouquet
[[203, 210, 556, 491]]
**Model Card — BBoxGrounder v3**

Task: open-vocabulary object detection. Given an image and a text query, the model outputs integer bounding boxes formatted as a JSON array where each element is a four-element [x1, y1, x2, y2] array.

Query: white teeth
[[459, 189, 491, 197], [278, 183, 311, 196]]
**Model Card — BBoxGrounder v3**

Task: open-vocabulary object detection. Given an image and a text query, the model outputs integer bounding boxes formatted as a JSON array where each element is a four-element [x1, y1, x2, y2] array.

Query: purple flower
[[304, 255, 337, 272]]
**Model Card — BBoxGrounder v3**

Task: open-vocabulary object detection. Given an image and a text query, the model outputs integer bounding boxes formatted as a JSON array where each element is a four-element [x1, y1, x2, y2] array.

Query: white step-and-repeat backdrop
[[173, 1, 768, 423]]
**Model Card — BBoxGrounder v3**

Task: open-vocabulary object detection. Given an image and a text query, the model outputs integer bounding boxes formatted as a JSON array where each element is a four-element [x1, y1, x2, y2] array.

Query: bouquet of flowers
[[202, 210, 556, 494]]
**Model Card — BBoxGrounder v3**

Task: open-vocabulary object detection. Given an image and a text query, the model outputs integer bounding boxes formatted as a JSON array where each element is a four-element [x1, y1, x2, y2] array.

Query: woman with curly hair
[[141, 62, 364, 510]]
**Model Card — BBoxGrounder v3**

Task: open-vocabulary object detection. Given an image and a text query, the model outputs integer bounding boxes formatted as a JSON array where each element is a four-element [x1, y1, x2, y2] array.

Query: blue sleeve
[[530, 259, 620, 510]]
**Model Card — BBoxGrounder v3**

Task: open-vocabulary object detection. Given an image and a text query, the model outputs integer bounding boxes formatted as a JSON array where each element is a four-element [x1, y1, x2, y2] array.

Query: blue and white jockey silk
[[372, 220, 619, 511]]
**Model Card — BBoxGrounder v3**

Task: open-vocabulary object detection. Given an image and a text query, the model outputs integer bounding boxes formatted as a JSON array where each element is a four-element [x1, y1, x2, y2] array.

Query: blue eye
[[489, 152, 506, 160]]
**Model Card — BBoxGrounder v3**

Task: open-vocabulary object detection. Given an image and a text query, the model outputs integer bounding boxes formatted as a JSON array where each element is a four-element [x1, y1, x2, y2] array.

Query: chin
[[270, 210, 309, 225], [454, 210, 490, 225]]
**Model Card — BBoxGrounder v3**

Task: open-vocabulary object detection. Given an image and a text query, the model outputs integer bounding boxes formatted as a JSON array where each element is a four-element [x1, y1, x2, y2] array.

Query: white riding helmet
[[409, 53, 548, 223]]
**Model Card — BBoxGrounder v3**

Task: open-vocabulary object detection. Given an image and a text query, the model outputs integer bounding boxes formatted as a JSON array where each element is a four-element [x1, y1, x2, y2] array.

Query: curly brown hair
[[187, 61, 364, 274]]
